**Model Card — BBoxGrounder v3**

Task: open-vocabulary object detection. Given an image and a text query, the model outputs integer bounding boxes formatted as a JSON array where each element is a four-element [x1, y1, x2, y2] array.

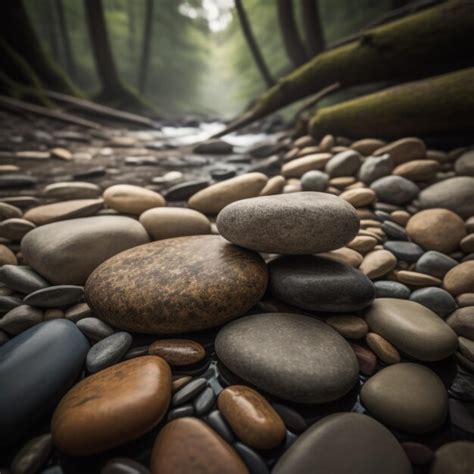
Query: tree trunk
[[234, 0, 274, 87], [55, 0, 77, 77], [301, 0, 324, 57], [277, 0, 308, 68], [309, 67, 474, 139], [138, 0, 154, 94]]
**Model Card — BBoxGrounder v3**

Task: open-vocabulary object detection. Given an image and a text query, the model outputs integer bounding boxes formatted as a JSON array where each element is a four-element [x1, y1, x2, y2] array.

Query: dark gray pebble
[[371, 176, 419, 205], [0, 265, 49, 294], [233, 442, 270, 474], [272, 403, 307, 434], [383, 241, 424, 263], [409, 287, 457, 317], [10, 433, 53, 474], [124, 345, 149, 360], [0, 174, 38, 189], [76, 317, 115, 341], [206, 410, 235, 444], [0, 295, 23, 315], [193, 386, 215, 415], [164, 180, 209, 201], [210, 168, 236, 180], [167, 404, 194, 421], [23, 285, 84, 308], [416, 251, 458, 278], [381, 221, 409, 241], [172, 377, 207, 406], [86, 332, 132, 373], [74, 166, 106, 179], [374, 281, 411, 299]]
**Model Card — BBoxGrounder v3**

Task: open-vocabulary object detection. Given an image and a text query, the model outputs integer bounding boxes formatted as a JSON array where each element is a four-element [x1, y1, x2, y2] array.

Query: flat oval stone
[[164, 179, 209, 201], [76, 317, 114, 340], [0, 305, 43, 335], [0, 244, 17, 265], [364, 298, 457, 361], [10, 433, 53, 474], [23, 285, 84, 308], [431, 441, 474, 474], [52, 356, 171, 456], [150, 417, 248, 474], [383, 241, 424, 263], [0, 218, 36, 241], [409, 287, 456, 317], [218, 385, 285, 450], [373, 137, 426, 164], [273, 413, 411, 474], [358, 154, 393, 184], [370, 176, 419, 205], [444, 261, 474, 295], [0, 265, 49, 294], [44, 182, 101, 200], [215, 313, 359, 404], [85, 235, 267, 334], [103, 184, 166, 215], [361, 363, 448, 433], [86, 331, 132, 373], [359, 250, 397, 279], [148, 339, 205, 366], [282, 154, 332, 178], [269, 256, 375, 312], [416, 251, 457, 278], [259, 175, 285, 195], [0, 320, 89, 444], [22, 216, 150, 285], [217, 192, 359, 255]]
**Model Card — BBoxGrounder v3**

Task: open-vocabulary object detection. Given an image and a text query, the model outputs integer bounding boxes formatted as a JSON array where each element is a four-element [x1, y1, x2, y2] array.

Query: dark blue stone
[[0, 319, 89, 444]]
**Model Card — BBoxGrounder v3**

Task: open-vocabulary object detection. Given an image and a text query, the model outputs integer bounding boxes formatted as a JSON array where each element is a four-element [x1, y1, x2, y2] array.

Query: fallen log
[[213, 0, 474, 137], [309, 67, 474, 140]]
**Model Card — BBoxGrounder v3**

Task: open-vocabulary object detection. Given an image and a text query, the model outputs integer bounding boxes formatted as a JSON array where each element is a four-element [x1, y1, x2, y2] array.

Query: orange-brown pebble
[[149, 339, 205, 366], [366, 332, 401, 365], [218, 385, 286, 450], [396, 270, 442, 287], [0, 244, 17, 265], [52, 356, 171, 456], [151, 417, 249, 474], [444, 261, 474, 295]]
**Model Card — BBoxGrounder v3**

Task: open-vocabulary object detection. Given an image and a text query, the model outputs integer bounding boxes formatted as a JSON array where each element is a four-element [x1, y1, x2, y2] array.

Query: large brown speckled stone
[[85, 235, 268, 334]]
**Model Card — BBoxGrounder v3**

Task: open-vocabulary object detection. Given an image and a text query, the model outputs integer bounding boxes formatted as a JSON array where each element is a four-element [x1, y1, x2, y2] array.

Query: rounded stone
[[454, 150, 474, 176], [447, 307, 474, 339], [431, 441, 474, 474], [103, 184, 165, 215], [86, 331, 132, 373], [409, 287, 456, 317], [150, 417, 248, 474], [139, 207, 210, 240], [383, 241, 424, 263], [215, 313, 359, 404], [217, 192, 359, 255], [21, 216, 150, 285], [273, 413, 411, 474], [85, 235, 268, 334], [300, 170, 329, 191], [406, 209, 466, 254], [364, 298, 458, 361], [393, 159, 439, 181], [148, 339, 206, 366], [44, 182, 100, 200], [259, 175, 285, 196], [282, 154, 332, 178], [366, 332, 400, 365], [0, 265, 49, 294], [444, 261, 474, 295], [218, 385, 285, 450], [0, 244, 17, 265], [269, 256, 375, 312], [23, 285, 84, 308], [325, 315, 368, 339], [361, 363, 448, 433], [359, 250, 397, 279], [416, 251, 457, 278], [52, 356, 171, 456], [358, 154, 393, 184], [370, 176, 419, 205], [325, 150, 361, 177]]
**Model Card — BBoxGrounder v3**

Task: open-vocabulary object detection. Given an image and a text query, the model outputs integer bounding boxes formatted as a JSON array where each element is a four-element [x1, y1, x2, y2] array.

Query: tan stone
[[397, 270, 442, 286], [281, 153, 332, 178], [444, 261, 474, 295], [259, 175, 285, 196], [0, 244, 17, 265], [318, 247, 363, 267], [393, 160, 439, 181], [326, 315, 368, 339], [390, 210, 411, 226], [373, 137, 426, 165], [360, 250, 397, 279], [347, 236, 378, 253], [329, 176, 356, 189], [103, 184, 165, 215], [351, 138, 386, 155], [148, 339, 205, 366], [366, 332, 401, 364]]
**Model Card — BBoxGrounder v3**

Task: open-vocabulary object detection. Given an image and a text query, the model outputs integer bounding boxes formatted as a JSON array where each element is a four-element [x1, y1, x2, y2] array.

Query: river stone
[[188, 172, 268, 214], [44, 182, 101, 200], [414, 177, 474, 218], [85, 235, 267, 334], [76, 317, 115, 341], [444, 261, 474, 295], [103, 184, 166, 215], [0, 295, 22, 314], [23, 285, 84, 308], [215, 313, 359, 404], [273, 413, 411, 474], [300, 170, 329, 191], [416, 251, 457, 278], [0, 201, 23, 220], [409, 287, 456, 317], [148, 339, 205, 366], [21, 216, 150, 285], [139, 207, 210, 240], [364, 298, 458, 361], [431, 441, 474, 474], [10, 433, 53, 474], [217, 192, 359, 255], [164, 179, 210, 201], [281, 153, 332, 178], [383, 241, 424, 263], [361, 363, 447, 433], [358, 154, 393, 184], [52, 356, 171, 456], [0, 174, 38, 189], [446, 307, 474, 339], [0, 265, 49, 293], [150, 417, 248, 474], [193, 138, 233, 154], [325, 150, 361, 177], [454, 149, 474, 176], [0, 304, 43, 335], [86, 331, 132, 373], [269, 256, 375, 312], [370, 176, 419, 205], [373, 137, 426, 164], [0, 244, 17, 265], [393, 159, 439, 181], [0, 218, 35, 241], [0, 320, 89, 444]]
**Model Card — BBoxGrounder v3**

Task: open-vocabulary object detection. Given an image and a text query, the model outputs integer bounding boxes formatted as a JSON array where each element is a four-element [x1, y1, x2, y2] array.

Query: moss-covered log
[[214, 0, 474, 136], [309, 67, 474, 139]]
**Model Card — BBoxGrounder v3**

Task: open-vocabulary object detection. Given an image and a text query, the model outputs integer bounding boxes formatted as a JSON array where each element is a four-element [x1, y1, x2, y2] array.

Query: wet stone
[[172, 378, 207, 406], [148, 339, 206, 366], [86, 332, 133, 373], [23, 285, 84, 308]]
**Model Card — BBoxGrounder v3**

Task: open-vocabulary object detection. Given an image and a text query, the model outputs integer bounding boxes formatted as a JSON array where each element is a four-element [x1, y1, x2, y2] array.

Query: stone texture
[[215, 313, 359, 404], [325, 315, 368, 339], [0, 244, 17, 265], [0, 305, 43, 335], [300, 170, 329, 191], [85, 235, 267, 334], [447, 307, 474, 339], [416, 251, 457, 278], [148, 339, 206, 366], [444, 261, 474, 295], [23, 285, 84, 308], [259, 175, 285, 196], [383, 241, 423, 263], [370, 176, 419, 205], [86, 331, 132, 373], [358, 154, 393, 184], [454, 149, 474, 176], [0, 265, 49, 294], [44, 182, 100, 200], [409, 287, 456, 317], [325, 150, 361, 177], [10, 433, 53, 474], [103, 184, 166, 215], [373, 137, 426, 164]]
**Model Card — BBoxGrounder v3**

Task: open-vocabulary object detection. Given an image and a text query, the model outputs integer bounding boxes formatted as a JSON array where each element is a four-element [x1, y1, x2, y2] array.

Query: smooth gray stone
[[23, 285, 84, 308], [210, 167, 236, 180], [101, 458, 150, 474], [0, 319, 89, 444], [76, 317, 115, 341], [383, 241, 424, 262], [325, 150, 361, 177], [381, 221, 409, 241], [300, 170, 329, 192], [65, 302, 92, 322], [0, 265, 49, 294], [206, 410, 234, 444], [358, 154, 393, 184], [124, 345, 149, 360], [217, 192, 359, 255], [215, 313, 358, 404], [193, 386, 215, 415], [272, 403, 307, 433], [0, 295, 23, 314], [233, 442, 269, 474], [454, 150, 474, 176], [167, 404, 194, 421], [410, 287, 457, 318], [0, 174, 38, 189], [374, 280, 410, 299], [273, 413, 411, 474], [414, 177, 474, 218], [164, 180, 210, 201], [172, 378, 207, 406], [11, 433, 53, 474], [269, 256, 375, 312], [86, 332, 132, 373], [0, 305, 43, 335], [193, 139, 233, 154], [371, 176, 419, 205], [416, 251, 457, 278]]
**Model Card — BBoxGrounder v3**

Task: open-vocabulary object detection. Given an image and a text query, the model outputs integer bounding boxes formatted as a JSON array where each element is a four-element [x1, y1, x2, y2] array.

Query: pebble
[[300, 170, 328, 191], [325, 150, 361, 177], [0, 218, 35, 241], [269, 255, 375, 312], [273, 413, 411, 474], [172, 375, 191, 393], [259, 175, 285, 195], [0, 295, 22, 314], [358, 154, 393, 184], [430, 441, 474, 474], [188, 172, 268, 214], [460, 233, 474, 253], [396, 270, 442, 286], [271, 403, 307, 433], [454, 149, 474, 176], [457, 293, 474, 307], [148, 339, 205, 366], [216, 313, 359, 404], [22, 216, 149, 285], [406, 208, 466, 254], [139, 207, 210, 240], [172, 378, 207, 406], [0, 265, 49, 294], [351, 138, 386, 155], [366, 332, 401, 364], [370, 176, 419, 205], [281, 153, 332, 178], [361, 363, 447, 433], [0, 305, 44, 335], [164, 179, 210, 201], [218, 385, 285, 450], [364, 298, 457, 361], [444, 261, 474, 295], [44, 308, 64, 320], [52, 356, 171, 456], [0, 174, 38, 189], [409, 287, 456, 317], [150, 417, 248, 474], [210, 167, 236, 180], [10, 433, 53, 474], [217, 192, 359, 255], [101, 458, 150, 474], [390, 209, 411, 226], [359, 250, 397, 279], [0, 244, 17, 265], [43, 182, 101, 200], [86, 331, 132, 373], [86, 235, 267, 334], [233, 442, 269, 474], [325, 314, 368, 339], [351, 343, 377, 375], [0, 320, 89, 444], [64, 302, 92, 321], [23, 285, 84, 308], [393, 159, 439, 181], [373, 137, 426, 164], [347, 235, 378, 253], [447, 307, 474, 339], [416, 251, 457, 278], [193, 386, 215, 415], [318, 247, 363, 267], [207, 410, 235, 443], [167, 404, 194, 421], [23, 199, 104, 225], [193, 138, 233, 154], [383, 241, 424, 262], [103, 184, 166, 215]]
